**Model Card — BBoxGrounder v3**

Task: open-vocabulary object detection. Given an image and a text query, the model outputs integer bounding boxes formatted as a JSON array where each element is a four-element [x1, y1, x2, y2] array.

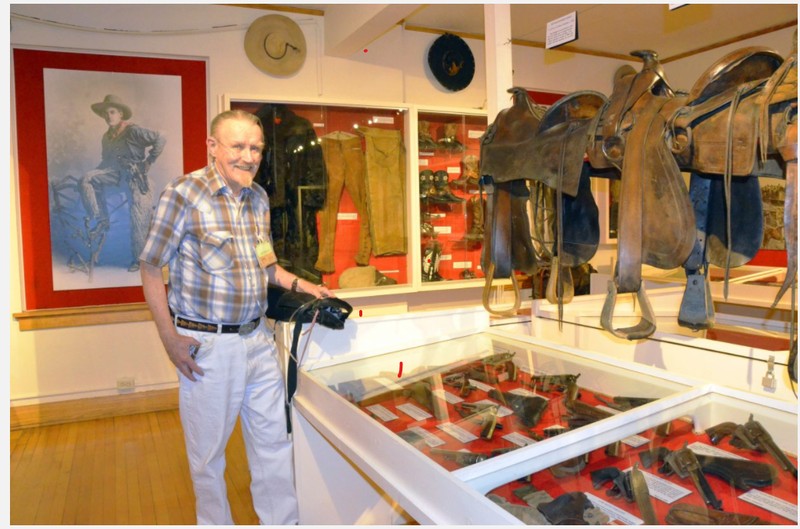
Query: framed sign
[[13, 48, 208, 310]]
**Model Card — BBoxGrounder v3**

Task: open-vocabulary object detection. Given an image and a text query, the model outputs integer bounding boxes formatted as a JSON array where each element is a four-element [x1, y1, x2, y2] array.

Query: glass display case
[[229, 98, 409, 290], [293, 325, 797, 525], [416, 111, 488, 284]]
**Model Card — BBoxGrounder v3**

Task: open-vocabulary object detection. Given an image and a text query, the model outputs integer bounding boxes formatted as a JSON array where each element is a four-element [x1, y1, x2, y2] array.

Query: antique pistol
[[489, 389, 548, 427], [731, 414, 798, 478], [705, 421, 739, 445], [480, 352, 518, 382], [454, 402, 501, 440], [591, 467, 634, 502], [529, 373, 581, 393], [595, 394, 657, 411], [429, 448, 488, 466], [707, 415, 797, 478], [358, 376, 448, 420], [662, 442, 723, 510], [564, 398, 614, 428], [442, 372, 475, 397], [642, 445, 777, 490]]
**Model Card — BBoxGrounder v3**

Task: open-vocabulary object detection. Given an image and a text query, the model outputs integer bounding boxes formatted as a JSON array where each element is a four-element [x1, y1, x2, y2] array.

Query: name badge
[[256, 240, 277, 269]]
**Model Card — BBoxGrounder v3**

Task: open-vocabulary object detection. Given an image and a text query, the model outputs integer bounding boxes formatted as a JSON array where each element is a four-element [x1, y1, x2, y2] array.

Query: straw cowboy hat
[[427, 33, 475, 92], [244, 14, 307, 77], [91, 94, 132, 120]]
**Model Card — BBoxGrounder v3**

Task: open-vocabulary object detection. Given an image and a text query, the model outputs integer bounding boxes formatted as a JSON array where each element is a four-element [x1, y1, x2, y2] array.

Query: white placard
[[439, 254, 452, 261], [418, 158, 430, 166], [437, 422, 478, 443], [372, 116, 394, 124], [508, 387, 545, 398], [365, 404, 398, 422], [621, 434, 650, 448], [622, 467, 692, 504], [688, 441, 748, 460], [397, 403, 433, 421], [433, 226, 452, 235], [405, 426, 445, 448], [440, 390, 464, 405], [452, 261, 473, 269], [739, 489, 798, 522], [503, 432, 537, 447], [546, 11, 577, 49], [473, 398, 513, 418], [468, 129, 485, 139], [337, 212, 358, 221], [584, 492, 643, 525], [419, 151, 434, 157], [468, 379, 495, 393], [313, 122, 325, 128], [447, 166, 460, 174]]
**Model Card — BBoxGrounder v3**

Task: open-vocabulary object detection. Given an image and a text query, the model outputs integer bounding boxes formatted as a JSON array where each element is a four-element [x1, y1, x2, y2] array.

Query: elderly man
[[80, 94, 166, 271], [140, 109, 331, 524]]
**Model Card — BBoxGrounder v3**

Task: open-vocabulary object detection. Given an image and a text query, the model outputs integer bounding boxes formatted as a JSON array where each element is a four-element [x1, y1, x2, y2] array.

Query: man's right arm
[[140, 261, 203, 381]]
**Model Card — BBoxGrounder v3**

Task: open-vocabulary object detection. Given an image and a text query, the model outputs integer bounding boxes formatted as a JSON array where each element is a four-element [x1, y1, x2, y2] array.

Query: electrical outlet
[[117, 376, 135, 391]]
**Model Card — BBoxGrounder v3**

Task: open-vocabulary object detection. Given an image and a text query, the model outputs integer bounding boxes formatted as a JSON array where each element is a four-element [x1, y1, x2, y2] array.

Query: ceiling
[[268, 3, 797, 62]]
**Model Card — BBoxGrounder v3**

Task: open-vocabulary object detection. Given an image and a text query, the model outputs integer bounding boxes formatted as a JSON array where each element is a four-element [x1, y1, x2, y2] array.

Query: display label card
[[418, 158, 430, 166], [433, 226, 452, 235], [405, 426, 445, 448], [437, 422, 478, 443], [688, 441, 748, 460], [447, 166, 460, 174], [584, 492, 643, 525], [546, 11, 577, 50], [435, 389, 464, 405], [468, 379, 495, 393], [468, 129, 485, 139], [739, 489, 798, 522], [622, 467, 691, 504], [397, 403, 433, 421], [428, 212, 447, 219], [419, 151, 434, 157], [366, 404, 398, 422], [508, 387, 547, 399], [336, 212, 358, 221], [503, 432, 537, 447], [313, 122, 325, 128], [452, 261, 473, 269], [621, 434, 650, 448], [440, 254, 452, 261], [372, 116, 394, 124]]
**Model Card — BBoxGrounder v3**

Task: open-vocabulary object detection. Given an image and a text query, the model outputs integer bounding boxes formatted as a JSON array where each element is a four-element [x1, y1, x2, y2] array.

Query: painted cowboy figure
[[79, 94, 166, 271]]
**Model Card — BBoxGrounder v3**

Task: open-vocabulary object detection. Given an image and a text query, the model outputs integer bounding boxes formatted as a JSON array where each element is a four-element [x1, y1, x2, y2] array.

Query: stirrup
[[600, 280, 657, 340], [678, 272, 715, 330], [481, 262, 521, 317]]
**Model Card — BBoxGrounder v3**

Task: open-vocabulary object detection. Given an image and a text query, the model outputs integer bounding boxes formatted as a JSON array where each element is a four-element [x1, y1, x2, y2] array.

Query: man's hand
[[163, 331, 205, 382]]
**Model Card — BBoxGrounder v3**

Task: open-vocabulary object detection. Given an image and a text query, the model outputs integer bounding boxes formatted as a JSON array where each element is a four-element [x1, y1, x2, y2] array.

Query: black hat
[[427, 33, 475, 92]]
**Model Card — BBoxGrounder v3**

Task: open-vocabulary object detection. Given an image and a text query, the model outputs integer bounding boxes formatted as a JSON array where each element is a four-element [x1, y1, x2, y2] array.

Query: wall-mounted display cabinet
[[226, 95, 492, 295]]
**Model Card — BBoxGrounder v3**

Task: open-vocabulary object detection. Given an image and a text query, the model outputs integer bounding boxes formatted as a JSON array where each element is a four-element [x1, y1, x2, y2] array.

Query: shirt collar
[[206, 165, 253, 199]]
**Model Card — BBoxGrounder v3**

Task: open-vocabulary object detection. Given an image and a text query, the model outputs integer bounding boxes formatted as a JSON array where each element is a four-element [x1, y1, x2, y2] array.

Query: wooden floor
[[9, 409, 259, 525]]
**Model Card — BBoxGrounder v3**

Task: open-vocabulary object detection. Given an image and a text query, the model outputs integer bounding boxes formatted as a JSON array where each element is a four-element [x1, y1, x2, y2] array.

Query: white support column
[[483, 4, 514, 122]]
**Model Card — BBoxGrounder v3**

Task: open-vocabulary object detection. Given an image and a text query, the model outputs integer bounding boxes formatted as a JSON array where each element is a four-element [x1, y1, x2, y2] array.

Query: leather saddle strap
[[723, 85, 747, 299], [679, 175, 715, 330]]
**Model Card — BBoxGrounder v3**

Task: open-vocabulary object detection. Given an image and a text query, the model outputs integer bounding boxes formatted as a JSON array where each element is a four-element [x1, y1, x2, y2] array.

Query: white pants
[[177, 321, 298, 525]]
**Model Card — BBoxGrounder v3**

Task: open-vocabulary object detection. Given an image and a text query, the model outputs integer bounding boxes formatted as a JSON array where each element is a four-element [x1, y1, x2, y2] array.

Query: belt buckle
[[238, 321, 257, 336]]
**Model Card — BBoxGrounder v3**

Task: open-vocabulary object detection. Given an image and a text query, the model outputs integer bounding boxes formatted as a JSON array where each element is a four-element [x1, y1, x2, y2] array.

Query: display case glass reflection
[[309, 333, 686, 470]]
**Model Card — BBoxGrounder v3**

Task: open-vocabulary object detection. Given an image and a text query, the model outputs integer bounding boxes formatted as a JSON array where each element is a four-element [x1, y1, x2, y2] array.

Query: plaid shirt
[[140, 166, 272, 324]]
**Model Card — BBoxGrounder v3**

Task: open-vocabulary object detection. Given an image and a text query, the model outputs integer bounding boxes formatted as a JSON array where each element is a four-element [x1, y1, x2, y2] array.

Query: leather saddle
[[667, 47, 785, 329], [592, 50, 696, 340], [528, 91, 605, 317], [480, 87, 545, 316]]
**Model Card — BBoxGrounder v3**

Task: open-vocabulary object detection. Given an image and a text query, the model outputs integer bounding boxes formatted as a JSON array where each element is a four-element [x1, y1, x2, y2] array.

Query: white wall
[[9, 5, 795, 404]]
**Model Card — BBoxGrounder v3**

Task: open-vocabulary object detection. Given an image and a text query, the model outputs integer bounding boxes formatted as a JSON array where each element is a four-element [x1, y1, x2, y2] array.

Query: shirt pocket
[[199, 231, 234, 271]]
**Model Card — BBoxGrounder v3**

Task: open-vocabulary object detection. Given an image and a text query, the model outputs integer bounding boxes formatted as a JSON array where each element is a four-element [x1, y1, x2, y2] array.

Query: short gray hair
[[210, 109, 263, 137]]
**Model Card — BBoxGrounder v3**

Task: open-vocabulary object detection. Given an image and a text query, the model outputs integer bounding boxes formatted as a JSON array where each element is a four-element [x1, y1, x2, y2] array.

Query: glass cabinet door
[[417, 112, 488, 283]]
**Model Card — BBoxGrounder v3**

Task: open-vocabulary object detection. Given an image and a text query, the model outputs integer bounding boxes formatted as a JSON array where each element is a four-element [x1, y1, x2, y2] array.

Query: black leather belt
[[171, 312, 261, 335]]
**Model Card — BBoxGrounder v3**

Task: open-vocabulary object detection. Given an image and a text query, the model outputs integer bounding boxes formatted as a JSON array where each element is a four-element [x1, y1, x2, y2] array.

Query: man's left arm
[[267, 264, 333, 299]]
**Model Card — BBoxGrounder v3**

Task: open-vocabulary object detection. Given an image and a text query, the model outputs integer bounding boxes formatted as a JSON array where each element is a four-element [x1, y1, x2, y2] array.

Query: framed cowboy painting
[[12, 47, 208, 310]]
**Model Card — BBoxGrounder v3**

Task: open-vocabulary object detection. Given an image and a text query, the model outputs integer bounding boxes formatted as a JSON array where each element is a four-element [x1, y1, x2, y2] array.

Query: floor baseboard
[[10, 388, 179, 430]]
